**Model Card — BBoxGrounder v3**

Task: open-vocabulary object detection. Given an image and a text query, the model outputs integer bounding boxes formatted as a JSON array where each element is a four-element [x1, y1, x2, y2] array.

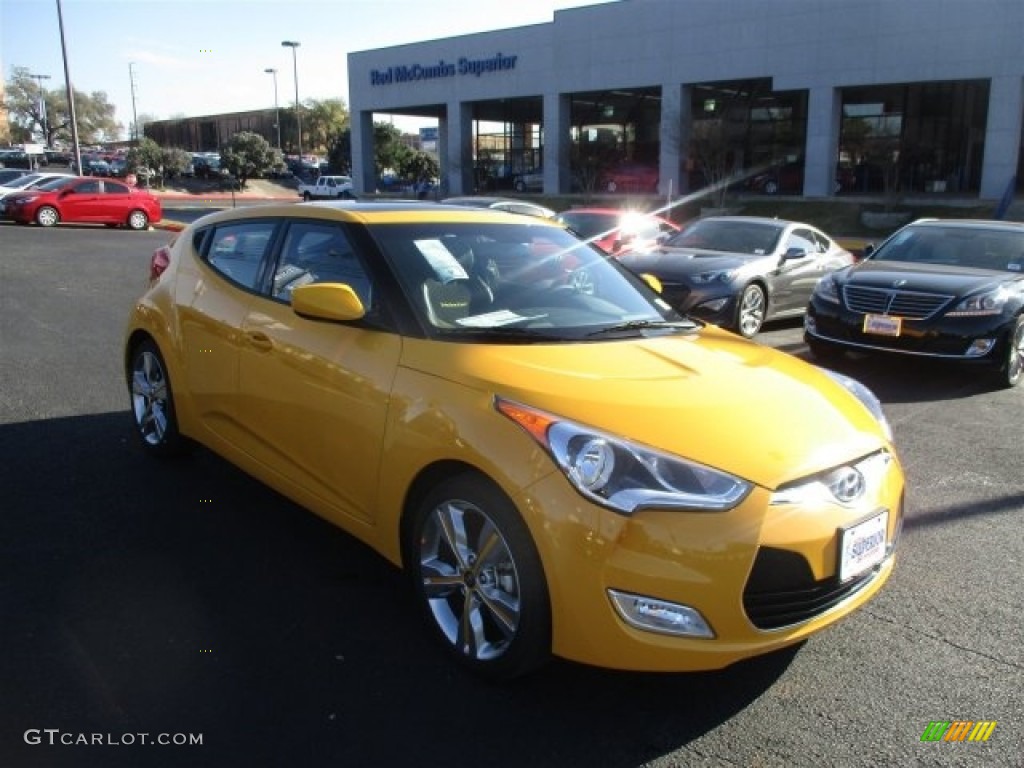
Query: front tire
[[735, 283, 767, 337], [404, 472, 551, 680], [36, 206, 59, 227], [995, 316, 1024, 388], [302, 191, 312, 201], [128, 339, 191, 457]]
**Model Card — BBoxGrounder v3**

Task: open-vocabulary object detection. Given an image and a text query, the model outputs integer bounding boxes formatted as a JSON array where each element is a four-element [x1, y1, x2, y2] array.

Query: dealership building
[[347, 0, 1024, 201]]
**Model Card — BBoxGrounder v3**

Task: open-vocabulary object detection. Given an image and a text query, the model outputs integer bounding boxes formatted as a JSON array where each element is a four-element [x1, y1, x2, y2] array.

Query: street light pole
[[29, 73, 51, 147], [281, 41, 302, 166], [264, 68, 282, 150], [55, 0, 82, 176]]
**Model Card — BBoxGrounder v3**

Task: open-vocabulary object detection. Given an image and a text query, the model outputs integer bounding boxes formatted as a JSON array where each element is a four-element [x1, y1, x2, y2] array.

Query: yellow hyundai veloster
[[124, 202, 903, 679]]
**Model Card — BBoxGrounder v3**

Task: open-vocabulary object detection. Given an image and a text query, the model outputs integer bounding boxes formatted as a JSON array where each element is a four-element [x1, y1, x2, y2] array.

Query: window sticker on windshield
[[415, 239, 469, 283], [456, 310, 547, 327], [754, 249, 765, 255], [1008, 262, 1021, 271]]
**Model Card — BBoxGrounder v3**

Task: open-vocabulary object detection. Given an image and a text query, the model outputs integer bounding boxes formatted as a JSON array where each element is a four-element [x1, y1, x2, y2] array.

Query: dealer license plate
[[839, 511, 888, 582], [863, 314, 902, 336]]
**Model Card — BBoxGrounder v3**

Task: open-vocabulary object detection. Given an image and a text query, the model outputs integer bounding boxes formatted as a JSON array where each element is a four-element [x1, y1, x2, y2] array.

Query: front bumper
[[659, 280, 737, 327], [806, 297, 1015, 362], [516, 449, 904, 672]]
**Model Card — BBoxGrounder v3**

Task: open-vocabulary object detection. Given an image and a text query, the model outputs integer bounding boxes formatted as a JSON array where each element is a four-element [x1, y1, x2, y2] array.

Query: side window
[[206, 221, 276, 291], [75, 180, 101, 194], [271, 221, 372, 307], [785, 229, 817, 255], [103, 181, 130, 195]]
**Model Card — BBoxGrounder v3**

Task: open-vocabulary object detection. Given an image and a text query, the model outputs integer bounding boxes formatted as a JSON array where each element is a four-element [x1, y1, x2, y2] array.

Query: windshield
[[664, 219, 784, 255], [368, 221, 685, 340], [870, 225, 1024, 272], [1, 173, 39, 188]]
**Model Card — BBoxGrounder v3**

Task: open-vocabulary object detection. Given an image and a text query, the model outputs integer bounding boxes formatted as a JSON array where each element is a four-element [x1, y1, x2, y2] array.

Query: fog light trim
[[608, 589, 715, 638], [965, 339, 995, 357]]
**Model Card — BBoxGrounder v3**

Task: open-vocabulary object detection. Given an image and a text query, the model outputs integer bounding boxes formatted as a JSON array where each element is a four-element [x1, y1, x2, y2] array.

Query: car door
[[770, 227, 823, 315], [177, 219, 279, 444], [237, 219, 401, 526], [99, 179, 132, 224], [58, 178, 102, 222]]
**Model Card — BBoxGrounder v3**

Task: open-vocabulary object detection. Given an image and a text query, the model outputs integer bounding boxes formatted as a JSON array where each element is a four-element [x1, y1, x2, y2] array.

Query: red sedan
[[554, 207, 680, 257], [1, 175, 162, 230]]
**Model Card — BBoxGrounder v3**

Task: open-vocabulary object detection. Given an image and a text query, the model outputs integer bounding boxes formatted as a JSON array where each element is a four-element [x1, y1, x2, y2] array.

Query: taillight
[[149, 245, 171, 281]]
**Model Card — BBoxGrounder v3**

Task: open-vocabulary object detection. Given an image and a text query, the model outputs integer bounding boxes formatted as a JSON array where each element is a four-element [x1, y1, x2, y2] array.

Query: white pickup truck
[[297, 175, 355, 201]]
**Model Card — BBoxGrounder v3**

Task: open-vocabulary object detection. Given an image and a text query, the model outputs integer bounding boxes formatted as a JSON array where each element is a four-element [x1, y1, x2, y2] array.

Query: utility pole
[[281, 41, 302, 164], [55, 0, 81, 175], [129, 62, 140, 144], [264, 68, 282, 150]]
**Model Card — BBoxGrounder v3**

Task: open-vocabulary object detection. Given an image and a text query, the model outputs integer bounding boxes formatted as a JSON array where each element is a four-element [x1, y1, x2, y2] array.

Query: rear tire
[[127, 210, 149, 230], [128, 339, 192, 457], [403, 472, 551, 680]]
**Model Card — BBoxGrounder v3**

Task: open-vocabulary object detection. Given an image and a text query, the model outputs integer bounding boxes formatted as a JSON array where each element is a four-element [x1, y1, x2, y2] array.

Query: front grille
[[742, 547, 877, 630], [842, 285, 953, 320]]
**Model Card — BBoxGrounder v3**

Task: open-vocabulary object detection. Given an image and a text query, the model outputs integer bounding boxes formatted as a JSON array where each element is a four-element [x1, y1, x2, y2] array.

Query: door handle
[[245, 331, 273, 351]]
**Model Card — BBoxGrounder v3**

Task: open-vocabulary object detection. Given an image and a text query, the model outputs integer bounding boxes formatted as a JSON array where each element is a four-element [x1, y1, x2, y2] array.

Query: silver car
[[618, 216, 854, 337]]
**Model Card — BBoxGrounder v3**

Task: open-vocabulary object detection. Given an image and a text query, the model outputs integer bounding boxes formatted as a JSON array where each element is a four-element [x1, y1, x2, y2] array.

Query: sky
[[1, 0, 618, 139]]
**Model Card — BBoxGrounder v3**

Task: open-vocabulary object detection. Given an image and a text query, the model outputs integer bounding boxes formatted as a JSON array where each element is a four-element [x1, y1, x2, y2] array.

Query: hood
[[620, 247, 754, 278], [400, 329, 887, 490], [842, 260, 1022, 296]]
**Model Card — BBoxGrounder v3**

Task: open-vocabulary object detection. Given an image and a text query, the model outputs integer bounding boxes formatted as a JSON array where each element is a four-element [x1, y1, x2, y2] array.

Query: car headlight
[[813, 275, 840, 303], [691, 269, 735, 285], [822, 369, 892, 442], [495, 398, 752, 515], [947, 286, 1009, 317]]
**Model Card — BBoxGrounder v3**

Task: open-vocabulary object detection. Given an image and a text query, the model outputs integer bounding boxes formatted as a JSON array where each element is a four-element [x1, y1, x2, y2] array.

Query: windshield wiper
[[586, 319, 699, 337], [439, 326, 565, 342]]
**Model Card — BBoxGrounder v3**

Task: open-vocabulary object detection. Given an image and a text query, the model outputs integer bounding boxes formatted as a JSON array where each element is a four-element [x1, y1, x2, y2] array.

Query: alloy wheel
[[418, 498, 522, 662], [131, 347, 171, 446], [737, 284, 766, 337]]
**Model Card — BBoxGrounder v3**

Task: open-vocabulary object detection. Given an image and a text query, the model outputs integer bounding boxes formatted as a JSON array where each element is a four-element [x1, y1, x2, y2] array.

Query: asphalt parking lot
[[1, 221, 1021, 768]]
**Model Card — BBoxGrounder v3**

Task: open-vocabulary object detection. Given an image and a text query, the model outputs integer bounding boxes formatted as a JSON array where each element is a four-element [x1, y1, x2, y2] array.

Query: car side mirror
[[862, 243, 876, 259], [782, 247, 808, 261], [292, 283, 365, 322], [640, 273, 663, 293]]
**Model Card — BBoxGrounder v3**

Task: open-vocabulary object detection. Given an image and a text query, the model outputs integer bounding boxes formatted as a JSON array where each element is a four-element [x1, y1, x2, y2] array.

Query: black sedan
[[618, 216, 853, 337], [804, 218, 1024, 388]]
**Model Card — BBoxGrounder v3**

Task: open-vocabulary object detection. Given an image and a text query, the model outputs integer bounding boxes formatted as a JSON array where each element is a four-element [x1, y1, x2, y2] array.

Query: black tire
[[302, 191, 312, 201], [734, 283, 767, 338], [994, 316, 1024, 389], [35, 205, 59, 227], [127, 209, 149, 230], [127, 339, 192, 457], [403, 472, 551, 680]]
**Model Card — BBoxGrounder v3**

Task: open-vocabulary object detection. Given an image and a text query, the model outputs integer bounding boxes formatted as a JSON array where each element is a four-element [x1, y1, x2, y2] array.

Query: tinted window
[[206, 221, 277, 290], [271, 221, 372, 307], [104, 181, 130, 195], [74, 180, 102, 194]]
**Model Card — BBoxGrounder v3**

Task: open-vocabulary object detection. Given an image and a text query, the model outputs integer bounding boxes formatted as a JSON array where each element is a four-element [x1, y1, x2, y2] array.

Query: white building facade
[[347, 0, 1024, 201]]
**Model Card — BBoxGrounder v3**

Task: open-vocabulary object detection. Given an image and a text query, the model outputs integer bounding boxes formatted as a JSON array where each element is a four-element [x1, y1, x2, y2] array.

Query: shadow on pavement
[[2, 411, 797, 768]]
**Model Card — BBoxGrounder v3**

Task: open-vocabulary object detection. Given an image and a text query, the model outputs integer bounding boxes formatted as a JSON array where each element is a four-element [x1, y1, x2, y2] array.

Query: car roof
[[904, 218, 1024, 232], [441, 196, 520, 206], [184, 200, 567, 228]]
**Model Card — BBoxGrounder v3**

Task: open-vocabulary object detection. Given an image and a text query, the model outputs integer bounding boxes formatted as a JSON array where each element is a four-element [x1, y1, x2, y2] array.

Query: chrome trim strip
[[806, 329, 989, 360]]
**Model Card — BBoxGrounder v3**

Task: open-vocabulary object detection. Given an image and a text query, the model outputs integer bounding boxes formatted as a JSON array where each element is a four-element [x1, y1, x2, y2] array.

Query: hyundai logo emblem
[[892, 279, 907, 288], [832, 467, 866, 503]]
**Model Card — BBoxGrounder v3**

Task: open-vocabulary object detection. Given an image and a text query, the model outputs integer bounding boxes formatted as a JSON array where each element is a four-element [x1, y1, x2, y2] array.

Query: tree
[[161, 147, 194, 179], [400, 150, 440, 189], [220, 131, 276, 188], [303, 98, 349, 155], [327, 128, 352, 174], [3, 66, 122, 146], [126, 137, 165, 187]]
